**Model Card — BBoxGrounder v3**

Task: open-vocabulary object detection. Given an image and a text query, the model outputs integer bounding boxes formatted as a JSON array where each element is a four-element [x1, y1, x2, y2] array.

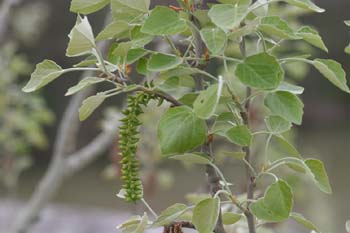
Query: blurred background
[[0, 0, 349, 233]]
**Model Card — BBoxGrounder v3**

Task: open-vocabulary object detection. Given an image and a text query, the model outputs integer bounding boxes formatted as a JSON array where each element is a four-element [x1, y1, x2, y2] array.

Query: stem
[[279, 57, 314, 65], [64, 67, 100, 73], [141, 198, 158, 219], [165, 36, 181, 56], [240, 36, 257, 233], [210, 163, 232, 194]]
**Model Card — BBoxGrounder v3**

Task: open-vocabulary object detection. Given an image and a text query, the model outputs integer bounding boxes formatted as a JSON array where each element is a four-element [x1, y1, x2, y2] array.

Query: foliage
[[23, 0, 350, 232]]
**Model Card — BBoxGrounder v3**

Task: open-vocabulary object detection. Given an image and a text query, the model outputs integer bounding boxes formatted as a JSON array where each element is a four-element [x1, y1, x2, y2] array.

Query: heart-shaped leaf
[[193, 197, 220, 233]]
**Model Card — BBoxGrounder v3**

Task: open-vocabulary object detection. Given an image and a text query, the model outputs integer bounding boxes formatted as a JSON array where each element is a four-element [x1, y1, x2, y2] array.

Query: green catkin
[[119, 92, 155, 202]]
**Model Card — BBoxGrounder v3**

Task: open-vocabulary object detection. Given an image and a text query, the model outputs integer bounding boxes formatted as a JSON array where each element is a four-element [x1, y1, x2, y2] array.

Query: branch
[[10, 39, 114, 233], [239, 37, 257, 233], [0, 0, 22, 44]]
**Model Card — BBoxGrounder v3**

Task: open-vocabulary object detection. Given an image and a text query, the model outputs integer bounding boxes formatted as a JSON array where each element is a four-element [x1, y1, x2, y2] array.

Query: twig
[[240, 36, 257, 233]]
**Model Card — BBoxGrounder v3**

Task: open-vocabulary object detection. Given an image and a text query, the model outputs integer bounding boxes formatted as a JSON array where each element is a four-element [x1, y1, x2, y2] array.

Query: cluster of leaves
[[0, 43, 54, 190], [23, 0, 350, 232]]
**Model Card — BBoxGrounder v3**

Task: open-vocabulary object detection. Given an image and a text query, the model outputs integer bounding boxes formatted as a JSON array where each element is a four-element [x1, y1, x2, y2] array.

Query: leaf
[[222, 212, 243, 225], [313, 59, 350, 93], [272, 135, 301, 158], [192, 197, 220, 233], [225, 125, 252, 146], [282, 0, 325, 13], [96, 20, 129, 41], [264, 91, 304, 125], [251, 180, 293, 222], [200, 28, 227, 55], [111, 0, 147, 22], [259, 16, 298, 39], [208, 0, 251, 31], [141, 6, 187, 35], [290, 212, 321, 233], [131, 26, 154, 48], [116, 215, 142, 230], [235, 53, 284, 90], [79, 93, 107, 121], [126, 48, 149, 64], [296, 26, 328, 52], [158, 106, 207, 156], [193, 82, 223, 119], [265, 116, 292, 134], [23, 60, 64, 92], [345, 43, 350, 54], [304, 159, 332, 194], [148, 53, 183, 72], [170, 153, 212, 165], [134, 213, 149, 233], [152, 203, 188, 227], [66, 16, 96, 57], [65, 77, 104, 96], [345, 20, 350, 27], [70, 0, 110, 14], [277, 82, 304, 95]]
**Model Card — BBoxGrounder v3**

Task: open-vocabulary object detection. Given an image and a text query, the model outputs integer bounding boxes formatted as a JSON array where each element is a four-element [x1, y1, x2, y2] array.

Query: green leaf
[[345, 43, 350, 54], [96, 20, 129, 41], [264, 91, 304, 125], [265, 116, 292, 134], [158, 106, 207, 156], [65, 77, 104, 96], [296, 26, 328, 52], [225, 125, 252, 146], [313, 59, 350, 93], [192, 197, 220, 233], [141, 6, 187, 35], [251, 180, 293, 222], [193, 82, 223, 119], [277, 82, 304, 95], [222, 212, 243, 225], [304, 159, 332, 194], [70, 0, 109, 14], [152, 203, 188, 227], [134, 213, 149, 233], [131, 26, 154, 48], [170, 153, 212, 165], [200, 28, 227, 55], [208, 1, 251, 31], [79, 93, 107, 121], [282, 0, 325, 13], [117, 216, 142, 231], [272, 135, 301, 158], [290, 212, 321, 233], [259, 16, 298, 39], [23, 60, 64, 92], [126, 48, 149, 64], [148, 53, 182, 72], [235, 53, 284, 90], [66, 16, 96, 57], [111, 0, 147, 22]]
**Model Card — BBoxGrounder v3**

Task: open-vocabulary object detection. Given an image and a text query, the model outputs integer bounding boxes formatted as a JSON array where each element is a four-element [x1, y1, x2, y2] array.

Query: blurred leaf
[[276, 82, 304, 95], [259, 16, 298, 39], [148, 53, 182, 72], [194, 83, 222, 119], [282, 0, 325, 13], [96, 20, 129, 41], [225, 125, 252, 146], [200, 28, 227, 55], [265, 116, 292, 134]]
